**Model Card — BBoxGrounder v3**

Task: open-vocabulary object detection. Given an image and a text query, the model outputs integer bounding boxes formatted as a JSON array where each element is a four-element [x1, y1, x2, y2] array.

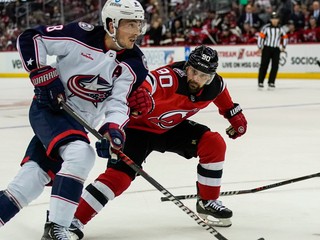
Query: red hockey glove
[[96, 123, 125, 163], [224, 103, 247, 139], [30, 66, 65, 111], [128, 87, 154, 117]]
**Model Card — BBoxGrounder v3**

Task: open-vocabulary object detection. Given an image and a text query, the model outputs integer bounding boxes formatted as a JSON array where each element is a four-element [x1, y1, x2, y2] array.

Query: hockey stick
[[59, 101, 229, 240], [161, 172, 320, 202]]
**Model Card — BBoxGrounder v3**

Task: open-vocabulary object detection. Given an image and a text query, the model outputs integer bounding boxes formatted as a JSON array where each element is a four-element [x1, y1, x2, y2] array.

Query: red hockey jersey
[[127, 61, 235, 134]]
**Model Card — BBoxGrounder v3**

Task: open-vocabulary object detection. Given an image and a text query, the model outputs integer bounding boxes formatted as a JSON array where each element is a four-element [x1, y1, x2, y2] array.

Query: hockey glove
[[128, 87, 154, 117], [224, 103, 247, 139], [96, 123, 125, 163], [30, 66, 65, 111]]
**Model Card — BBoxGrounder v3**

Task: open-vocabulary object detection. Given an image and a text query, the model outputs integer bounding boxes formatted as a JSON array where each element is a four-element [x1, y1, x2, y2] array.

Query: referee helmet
[[270, 12, 279, 19]]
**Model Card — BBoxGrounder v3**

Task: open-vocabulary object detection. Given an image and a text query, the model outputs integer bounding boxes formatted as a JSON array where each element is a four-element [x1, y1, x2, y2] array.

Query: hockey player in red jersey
[[71, 45, 247, 238], [0, 0, 148, 239]]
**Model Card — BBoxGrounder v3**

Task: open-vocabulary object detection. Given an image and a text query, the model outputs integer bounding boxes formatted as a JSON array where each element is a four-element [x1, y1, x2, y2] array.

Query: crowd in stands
[[1, 0, 320, 51]]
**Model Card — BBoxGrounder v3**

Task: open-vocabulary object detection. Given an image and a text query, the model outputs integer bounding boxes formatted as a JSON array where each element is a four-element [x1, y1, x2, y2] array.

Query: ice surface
[[0, 78, 319, 240]]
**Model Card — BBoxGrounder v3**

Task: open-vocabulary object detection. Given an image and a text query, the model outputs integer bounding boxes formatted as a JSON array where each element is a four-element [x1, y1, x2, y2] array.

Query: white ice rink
[[0, 77, 319, 240]]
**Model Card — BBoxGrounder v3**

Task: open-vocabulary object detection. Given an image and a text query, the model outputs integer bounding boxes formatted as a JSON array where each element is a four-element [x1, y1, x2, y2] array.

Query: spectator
[[237, 4, 262, 31], [241, 21, 259, 43], [290, 3, 306, 30], [303, 15, 320, 41], [166, 10, 178, 30], [4, 40, 15, 51], [147, 17, 166, 45], [311, 0, 320, 26], [161, 29, 173, 46], [51, 6, 62, 25], [278, 0, 293, 25], [203, 10, 221, 30], [230, 21, 242, 37], [188, 18, 205, 45], [211, 11, 223, 29], [256, 4, 273, 24], [217, 24, 242, 45], [171, 19, 185, 45], [287, 20, 303, 43], [145, 0, 162, 24], [1, 9, 10, 28], [301, 3, 312, 28]]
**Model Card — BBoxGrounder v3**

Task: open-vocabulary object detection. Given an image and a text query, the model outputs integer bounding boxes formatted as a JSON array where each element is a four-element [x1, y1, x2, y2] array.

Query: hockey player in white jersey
[[0, 0, 150, 239]]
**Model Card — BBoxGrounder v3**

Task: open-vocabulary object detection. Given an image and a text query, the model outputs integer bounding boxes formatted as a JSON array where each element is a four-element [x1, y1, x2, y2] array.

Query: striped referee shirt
[[257, 23, 288, 49]]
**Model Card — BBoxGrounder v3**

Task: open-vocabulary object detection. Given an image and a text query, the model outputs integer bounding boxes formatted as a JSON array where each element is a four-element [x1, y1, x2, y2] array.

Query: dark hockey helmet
[[186, 45, 219, 75]]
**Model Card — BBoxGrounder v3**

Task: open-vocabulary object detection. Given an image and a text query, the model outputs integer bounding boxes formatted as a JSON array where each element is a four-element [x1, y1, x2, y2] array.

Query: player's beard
[[188, 80, 201, 94]]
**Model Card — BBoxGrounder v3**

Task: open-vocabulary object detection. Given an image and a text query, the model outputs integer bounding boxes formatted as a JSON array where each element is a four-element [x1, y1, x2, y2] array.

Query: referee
[[257, 12, 288, 89]]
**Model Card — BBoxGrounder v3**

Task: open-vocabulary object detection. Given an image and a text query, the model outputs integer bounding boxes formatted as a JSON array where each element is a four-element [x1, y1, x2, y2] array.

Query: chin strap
[[114, 38, 124, 50], [106, 27, 124, 50]]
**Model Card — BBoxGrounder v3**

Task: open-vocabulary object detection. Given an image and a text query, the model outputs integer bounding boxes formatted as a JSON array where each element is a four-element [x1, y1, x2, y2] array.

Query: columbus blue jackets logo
[[67, 74, 112, 107]]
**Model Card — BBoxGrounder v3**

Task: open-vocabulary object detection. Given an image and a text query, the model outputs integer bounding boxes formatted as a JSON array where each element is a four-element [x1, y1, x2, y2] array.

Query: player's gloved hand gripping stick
[[30, 66, 66, 111], [224, 103, 247, 139], [96, 123, 125, 163]]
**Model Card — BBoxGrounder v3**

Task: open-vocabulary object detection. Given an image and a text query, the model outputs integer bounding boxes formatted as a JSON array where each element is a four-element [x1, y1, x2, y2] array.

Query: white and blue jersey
[[17, 22, 148, 130]]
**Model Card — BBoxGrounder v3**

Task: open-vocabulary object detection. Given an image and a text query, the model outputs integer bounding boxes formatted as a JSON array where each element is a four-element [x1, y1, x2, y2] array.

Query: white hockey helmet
[[101, 0, 146, 35]]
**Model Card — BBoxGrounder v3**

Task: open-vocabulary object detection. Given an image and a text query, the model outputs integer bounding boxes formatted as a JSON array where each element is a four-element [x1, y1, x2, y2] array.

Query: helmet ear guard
[[186, 45, 219, 75]]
